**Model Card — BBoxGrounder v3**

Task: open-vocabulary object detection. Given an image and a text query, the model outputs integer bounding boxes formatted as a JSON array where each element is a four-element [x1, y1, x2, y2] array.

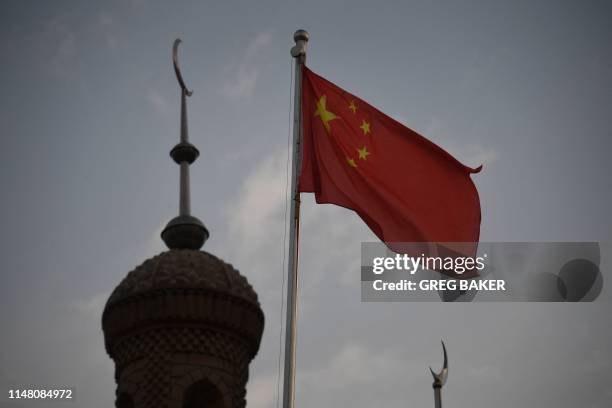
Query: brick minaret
[[102, 39, 264, 408]]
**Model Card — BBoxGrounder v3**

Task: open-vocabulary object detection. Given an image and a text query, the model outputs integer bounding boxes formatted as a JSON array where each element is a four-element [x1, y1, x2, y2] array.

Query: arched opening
[[183, 378, 225, 408], [116, 392, 134, 408]]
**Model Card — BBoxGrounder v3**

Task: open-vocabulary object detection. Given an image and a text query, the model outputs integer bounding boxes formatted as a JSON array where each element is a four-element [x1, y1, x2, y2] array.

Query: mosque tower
[[101, 40, 265, 408]]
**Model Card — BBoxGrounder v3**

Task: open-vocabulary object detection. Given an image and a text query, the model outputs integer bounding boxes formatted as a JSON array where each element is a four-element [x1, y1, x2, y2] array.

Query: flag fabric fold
[[298, 66, 482, 269]]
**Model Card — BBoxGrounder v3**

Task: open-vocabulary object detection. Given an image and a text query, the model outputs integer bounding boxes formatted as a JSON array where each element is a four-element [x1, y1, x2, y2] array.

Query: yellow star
[[357, 146, 370, 160], [359, 119, 371, 135], [348, 100, 357, 113], [314, 95, 338, 134], [347, 157, 357, 168]]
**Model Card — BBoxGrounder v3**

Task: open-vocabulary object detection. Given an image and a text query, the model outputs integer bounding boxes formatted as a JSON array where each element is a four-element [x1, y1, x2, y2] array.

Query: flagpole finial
[[161, 38, 209, 250], [291, 29, 309, 58], [294, 29, 309, 42]]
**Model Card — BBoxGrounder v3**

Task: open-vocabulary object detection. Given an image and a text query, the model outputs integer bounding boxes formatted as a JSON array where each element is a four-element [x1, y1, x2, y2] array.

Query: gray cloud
[[222, 32, 273, 101], [43, 16, 79, 78]]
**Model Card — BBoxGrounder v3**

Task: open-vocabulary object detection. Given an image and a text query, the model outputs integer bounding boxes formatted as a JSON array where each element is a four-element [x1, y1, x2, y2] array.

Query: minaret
[[102, 40, 264, 408]]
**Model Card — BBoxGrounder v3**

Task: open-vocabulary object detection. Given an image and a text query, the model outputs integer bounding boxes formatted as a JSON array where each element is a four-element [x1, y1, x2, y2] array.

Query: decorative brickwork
[[102, 250, 264, 408]]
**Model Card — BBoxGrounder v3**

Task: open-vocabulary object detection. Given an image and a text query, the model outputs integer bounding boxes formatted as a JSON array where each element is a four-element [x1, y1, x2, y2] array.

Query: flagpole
[[282, 29, 309, 408]]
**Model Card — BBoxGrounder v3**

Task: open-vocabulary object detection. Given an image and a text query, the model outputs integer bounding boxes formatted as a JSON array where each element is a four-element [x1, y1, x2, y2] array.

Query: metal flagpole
[[430, 341, 449, 408], [282, 29, 309, 408]]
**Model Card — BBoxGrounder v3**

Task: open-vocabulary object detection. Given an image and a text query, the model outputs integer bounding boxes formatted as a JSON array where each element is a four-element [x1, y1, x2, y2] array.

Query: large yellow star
[[348, 100, 357, 114], [314, 95, 338, 134], [347, 157, 357, 168], [357, 146, 370, 160], [360, 119, 371, 135]]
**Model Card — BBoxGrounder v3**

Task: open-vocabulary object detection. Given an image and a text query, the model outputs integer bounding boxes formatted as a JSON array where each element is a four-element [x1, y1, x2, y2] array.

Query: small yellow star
[[357, 146, 370, 160], [347, 157, 357, 168], [359, 119, 371, 135], [314, 95, 338, 134], [348, 100, 357, 113]]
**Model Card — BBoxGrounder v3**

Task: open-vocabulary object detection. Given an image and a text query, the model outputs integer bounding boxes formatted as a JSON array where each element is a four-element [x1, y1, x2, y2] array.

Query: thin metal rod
[[180, 161, 190, 215], [178, 89, 191, 215], [282, 29, 308, 408], [175, 39, 193, 217], [434, 387, 442, 408], [180, 90, 189, 143]]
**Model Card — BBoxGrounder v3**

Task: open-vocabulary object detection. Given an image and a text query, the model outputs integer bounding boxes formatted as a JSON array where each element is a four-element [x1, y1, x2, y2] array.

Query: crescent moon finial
[[430, 340, 449, 387], [173, 39, 193, 96]]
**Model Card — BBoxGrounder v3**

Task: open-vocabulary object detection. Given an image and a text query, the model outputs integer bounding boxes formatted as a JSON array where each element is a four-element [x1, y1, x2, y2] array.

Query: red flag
[[298, 66, 482, 267]]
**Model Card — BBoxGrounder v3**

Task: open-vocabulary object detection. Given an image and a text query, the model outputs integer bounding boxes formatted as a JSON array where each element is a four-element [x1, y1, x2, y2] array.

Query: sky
[[1, 0, 611, 407]]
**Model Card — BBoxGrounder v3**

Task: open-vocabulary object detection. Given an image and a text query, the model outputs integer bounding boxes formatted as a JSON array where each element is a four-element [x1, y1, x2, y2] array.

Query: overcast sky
[[1, 0, 611, 407]]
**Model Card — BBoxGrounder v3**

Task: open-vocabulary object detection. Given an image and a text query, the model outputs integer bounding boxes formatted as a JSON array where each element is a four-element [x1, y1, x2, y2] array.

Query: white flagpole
[[282, 29, 309, 408]]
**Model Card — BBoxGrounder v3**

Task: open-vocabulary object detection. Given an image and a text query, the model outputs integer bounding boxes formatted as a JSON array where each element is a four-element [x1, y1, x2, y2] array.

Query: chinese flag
[[298, 66, 482, 264]]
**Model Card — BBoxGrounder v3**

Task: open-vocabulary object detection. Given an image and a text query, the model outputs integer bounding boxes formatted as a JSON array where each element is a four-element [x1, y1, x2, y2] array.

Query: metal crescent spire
[[173, 39, 193, 96], [161, 38, 208, 250], [430, 340, 448, 387]]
